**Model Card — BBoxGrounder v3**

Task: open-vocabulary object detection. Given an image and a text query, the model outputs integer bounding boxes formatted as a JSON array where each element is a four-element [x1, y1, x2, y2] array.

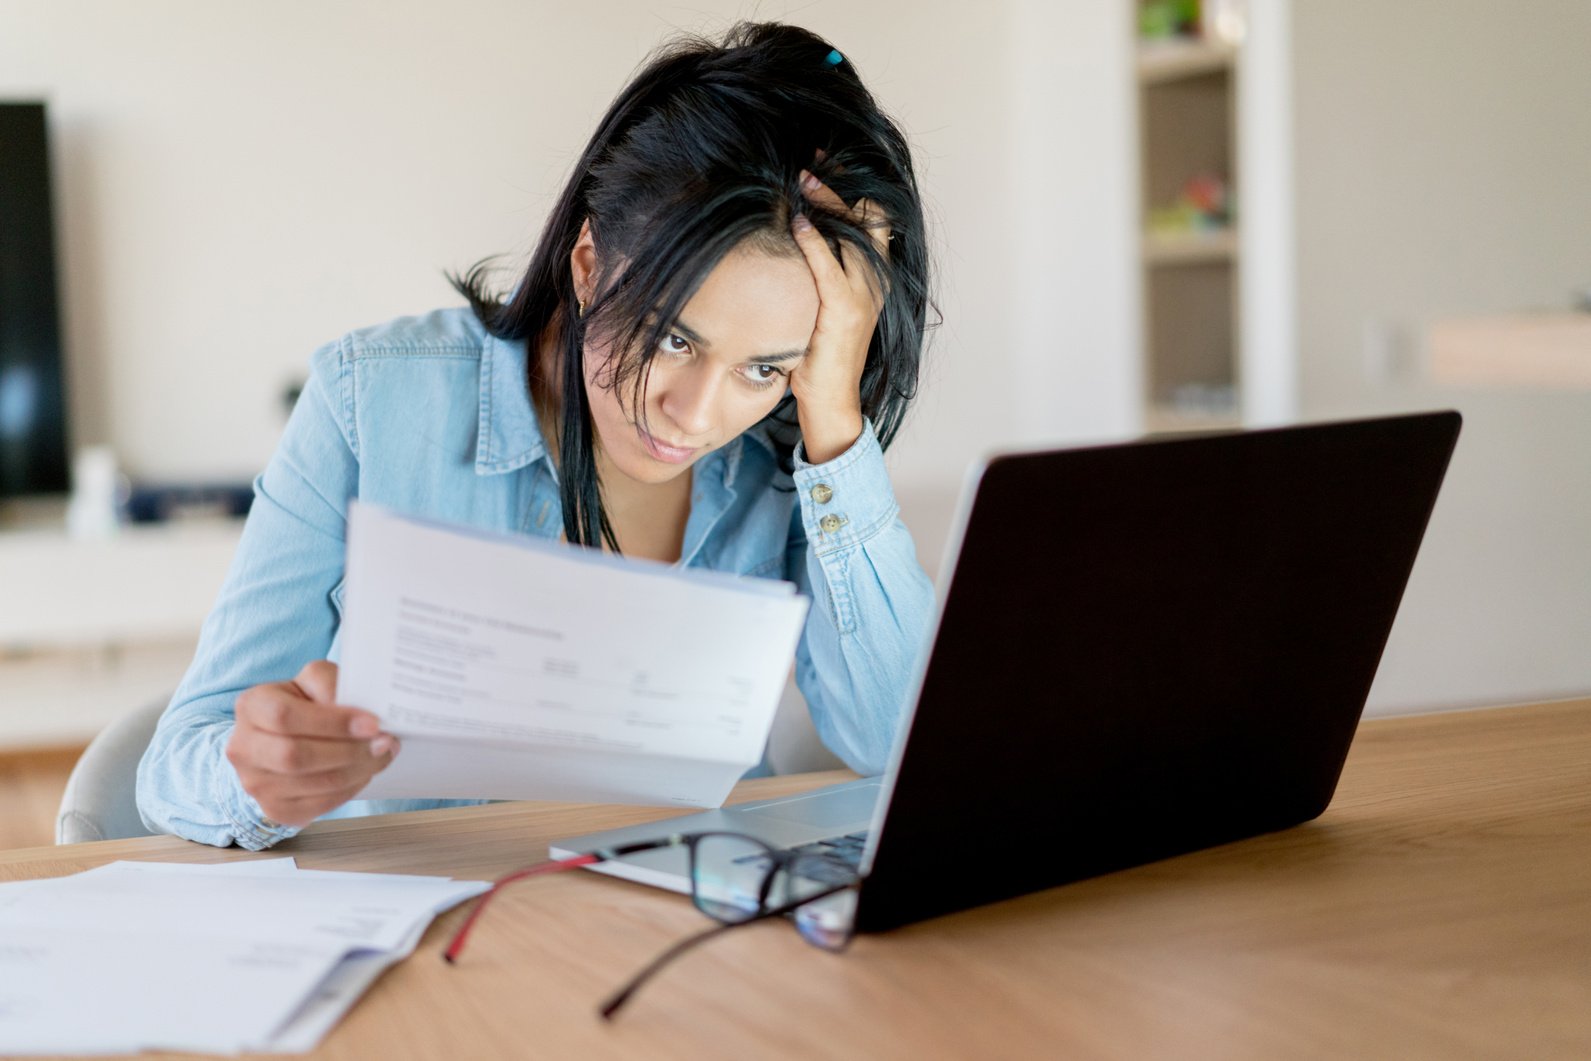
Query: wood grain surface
[[3, 700, 1588, 1059]]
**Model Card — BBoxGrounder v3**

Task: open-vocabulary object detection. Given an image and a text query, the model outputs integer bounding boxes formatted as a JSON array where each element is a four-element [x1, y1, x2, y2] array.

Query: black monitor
[[0, 101, 70, 499]]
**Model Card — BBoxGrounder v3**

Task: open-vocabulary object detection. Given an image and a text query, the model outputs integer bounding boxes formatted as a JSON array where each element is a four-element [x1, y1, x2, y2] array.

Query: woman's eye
[[739, 363, 786, 388], [659, 334, 691, 356]]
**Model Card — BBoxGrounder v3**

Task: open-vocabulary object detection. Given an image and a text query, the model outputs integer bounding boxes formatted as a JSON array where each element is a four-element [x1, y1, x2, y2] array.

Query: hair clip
[[824, 49, 844, 66]]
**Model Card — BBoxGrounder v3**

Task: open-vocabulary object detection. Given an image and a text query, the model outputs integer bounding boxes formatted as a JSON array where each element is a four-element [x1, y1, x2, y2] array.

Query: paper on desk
[[0, 856, 298, 913], [0, 859, 489, 1056], [265, 908, 432, 1053], [10, 863, 482, 957], [0, 923, 352, 1055], [339, 501, 810, 807], [261, 866, 492, 1054]]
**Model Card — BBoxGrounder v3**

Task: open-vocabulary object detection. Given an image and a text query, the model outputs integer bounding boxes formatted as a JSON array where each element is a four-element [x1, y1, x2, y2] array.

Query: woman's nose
[[658, 363, 719, 439]]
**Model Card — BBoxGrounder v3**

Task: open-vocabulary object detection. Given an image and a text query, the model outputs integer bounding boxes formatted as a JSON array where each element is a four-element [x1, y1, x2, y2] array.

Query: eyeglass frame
[[443, 829, 864, 1018]]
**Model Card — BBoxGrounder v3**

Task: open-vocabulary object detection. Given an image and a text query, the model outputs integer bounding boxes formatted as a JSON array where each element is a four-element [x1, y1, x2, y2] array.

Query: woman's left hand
[[789, 170, 891, 464]]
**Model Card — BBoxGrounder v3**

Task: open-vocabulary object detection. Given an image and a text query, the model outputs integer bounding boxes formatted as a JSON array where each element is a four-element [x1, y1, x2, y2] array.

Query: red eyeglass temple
[[443, 853, 601, 963]]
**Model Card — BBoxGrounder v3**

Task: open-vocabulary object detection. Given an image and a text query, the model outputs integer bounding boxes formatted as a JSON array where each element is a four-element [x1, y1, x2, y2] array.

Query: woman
[[137, 22, 935, 850]]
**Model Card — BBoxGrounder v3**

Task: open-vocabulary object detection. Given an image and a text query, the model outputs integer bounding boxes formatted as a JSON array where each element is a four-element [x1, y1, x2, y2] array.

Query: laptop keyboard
[[728, 832, 870, 880], [791, 831, 869, 869]]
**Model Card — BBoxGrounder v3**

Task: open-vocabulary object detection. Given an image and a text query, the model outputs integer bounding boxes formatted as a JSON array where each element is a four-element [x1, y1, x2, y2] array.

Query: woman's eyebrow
[[672, 318, 807, 364], [670, 319, 713, 348], [746, 349, 808, 365]]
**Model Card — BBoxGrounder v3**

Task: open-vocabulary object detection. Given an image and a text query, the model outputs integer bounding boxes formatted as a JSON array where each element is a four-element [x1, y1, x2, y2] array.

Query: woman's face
[[582, 241, 819, 490]]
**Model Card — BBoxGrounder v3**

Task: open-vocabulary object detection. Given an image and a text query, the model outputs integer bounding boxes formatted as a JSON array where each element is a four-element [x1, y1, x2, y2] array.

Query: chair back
[[56, 699, 167, 844]]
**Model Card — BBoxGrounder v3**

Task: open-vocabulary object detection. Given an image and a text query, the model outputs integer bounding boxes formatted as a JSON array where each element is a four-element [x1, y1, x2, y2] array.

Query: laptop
[[552, 410, 1462, 933]]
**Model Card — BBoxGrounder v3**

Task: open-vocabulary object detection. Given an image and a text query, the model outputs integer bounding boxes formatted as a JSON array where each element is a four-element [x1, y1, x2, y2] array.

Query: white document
[[264, 912, 430, 1054], [8, 864, 482, 957], [340, 502, 810, 808], [0, 859, 490, 1056], [0, 922, 353, 1056]]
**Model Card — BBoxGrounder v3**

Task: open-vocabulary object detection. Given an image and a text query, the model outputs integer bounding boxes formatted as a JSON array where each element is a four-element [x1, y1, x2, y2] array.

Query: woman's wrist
[[797, 405, 865, 465]]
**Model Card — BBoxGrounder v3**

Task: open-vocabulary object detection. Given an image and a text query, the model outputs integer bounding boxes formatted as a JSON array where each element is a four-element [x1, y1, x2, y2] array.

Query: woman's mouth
[[639, 429, 699, 464]]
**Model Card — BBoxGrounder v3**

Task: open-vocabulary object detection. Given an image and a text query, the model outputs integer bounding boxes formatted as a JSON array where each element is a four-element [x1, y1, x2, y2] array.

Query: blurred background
[[1, 1, 1588, 842]]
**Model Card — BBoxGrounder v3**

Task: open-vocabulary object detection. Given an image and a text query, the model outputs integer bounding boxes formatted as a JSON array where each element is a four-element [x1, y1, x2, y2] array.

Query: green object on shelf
[[1139, 0, 1201, 40], [1148, 171, 1235, 233]]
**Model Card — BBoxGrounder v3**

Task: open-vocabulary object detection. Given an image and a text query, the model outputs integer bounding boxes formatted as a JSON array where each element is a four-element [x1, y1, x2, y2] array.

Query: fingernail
[[370, 735, 397, 757], [350, 715, 379, 738], [801, 171, 821, 192], [792, 214, 813, 233]]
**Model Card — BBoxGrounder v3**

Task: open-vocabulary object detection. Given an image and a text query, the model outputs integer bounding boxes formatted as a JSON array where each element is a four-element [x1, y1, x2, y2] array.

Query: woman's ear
[[569, 218, 598, 305]]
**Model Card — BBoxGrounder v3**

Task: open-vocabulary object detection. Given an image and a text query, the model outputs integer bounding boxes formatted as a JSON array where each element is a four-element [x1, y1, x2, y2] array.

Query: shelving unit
[[1135, 15, 1243, 432], [0, 517, 242, 749]]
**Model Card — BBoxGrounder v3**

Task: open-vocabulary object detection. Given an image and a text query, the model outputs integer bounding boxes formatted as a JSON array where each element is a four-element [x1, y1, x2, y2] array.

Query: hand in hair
[[788, 169, 890, 464]]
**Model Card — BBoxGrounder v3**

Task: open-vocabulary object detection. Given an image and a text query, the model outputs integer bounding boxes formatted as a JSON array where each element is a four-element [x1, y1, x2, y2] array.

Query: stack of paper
[[0, 858, 489, 1055]]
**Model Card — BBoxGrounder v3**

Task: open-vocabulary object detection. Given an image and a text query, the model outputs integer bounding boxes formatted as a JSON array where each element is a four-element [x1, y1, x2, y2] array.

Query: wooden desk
[[4, 699, 1589, 1058]]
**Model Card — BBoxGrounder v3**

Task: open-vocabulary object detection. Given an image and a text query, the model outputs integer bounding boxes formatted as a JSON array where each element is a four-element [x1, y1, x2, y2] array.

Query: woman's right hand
[[225, 660, 399, 827]]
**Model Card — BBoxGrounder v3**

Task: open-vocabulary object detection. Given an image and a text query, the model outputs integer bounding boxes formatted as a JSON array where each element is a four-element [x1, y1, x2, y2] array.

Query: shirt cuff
[[792, 418, 900, 558], [216, 756, 303, 851]]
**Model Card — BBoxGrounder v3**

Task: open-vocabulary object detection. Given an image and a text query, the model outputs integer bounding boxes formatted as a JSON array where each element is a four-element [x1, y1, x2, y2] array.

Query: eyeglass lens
[[688, 833, 859, 945], [787, 853, 860, 950], [690, 833, 781, 922]]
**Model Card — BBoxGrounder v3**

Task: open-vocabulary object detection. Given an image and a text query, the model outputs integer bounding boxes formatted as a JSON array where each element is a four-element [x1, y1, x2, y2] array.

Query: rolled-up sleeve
[[136, 339, 356, 849], [787, 421, 935, 776]]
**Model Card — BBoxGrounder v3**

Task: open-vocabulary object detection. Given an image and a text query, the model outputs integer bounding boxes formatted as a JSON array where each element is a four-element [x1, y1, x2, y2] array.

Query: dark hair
[[453, 21, 932, 551]]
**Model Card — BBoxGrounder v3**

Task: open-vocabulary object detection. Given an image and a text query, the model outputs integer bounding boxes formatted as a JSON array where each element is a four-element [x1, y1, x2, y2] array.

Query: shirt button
[[810, 483, 833, 505], [819, 514, 844, 534]]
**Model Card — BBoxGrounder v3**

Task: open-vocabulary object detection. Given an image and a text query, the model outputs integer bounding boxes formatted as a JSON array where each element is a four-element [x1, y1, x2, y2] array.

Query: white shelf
[[1143, 404, 1241, 435], [1428, 313, 1591, 389], [0, 517, 241, 749], [1144, 227, 1238, 265], [0, 642, 195, 750], [1137, 39, 1237, 85], [0, 519, 242, 648]]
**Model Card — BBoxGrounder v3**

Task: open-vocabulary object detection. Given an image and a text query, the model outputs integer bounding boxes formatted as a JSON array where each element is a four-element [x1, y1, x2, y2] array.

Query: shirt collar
[[475, 332, 549, 476], [694, 415, 783, 499]]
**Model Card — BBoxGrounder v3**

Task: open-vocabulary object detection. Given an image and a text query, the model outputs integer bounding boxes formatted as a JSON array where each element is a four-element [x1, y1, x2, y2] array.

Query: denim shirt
[[136, 307, 934, 850]]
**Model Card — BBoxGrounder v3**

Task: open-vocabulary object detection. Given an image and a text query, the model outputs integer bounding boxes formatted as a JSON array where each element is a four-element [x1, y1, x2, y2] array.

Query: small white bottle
[[66, 445, 126, 539]]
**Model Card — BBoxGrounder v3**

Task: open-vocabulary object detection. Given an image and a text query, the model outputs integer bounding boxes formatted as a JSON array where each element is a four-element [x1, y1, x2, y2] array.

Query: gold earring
[[577, 297, 587, 319]]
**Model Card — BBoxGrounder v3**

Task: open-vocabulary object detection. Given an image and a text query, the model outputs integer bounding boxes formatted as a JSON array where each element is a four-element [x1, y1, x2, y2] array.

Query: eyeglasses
[[443, 831, 862, 1019]]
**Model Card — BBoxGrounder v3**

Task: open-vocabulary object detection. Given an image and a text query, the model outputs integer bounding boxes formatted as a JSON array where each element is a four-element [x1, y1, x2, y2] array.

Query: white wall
[[1291, 0, 1591, 712], [1006, 0, 1140, 451], [14, 0, 1581, 718], [0, 0, 1139, 504]]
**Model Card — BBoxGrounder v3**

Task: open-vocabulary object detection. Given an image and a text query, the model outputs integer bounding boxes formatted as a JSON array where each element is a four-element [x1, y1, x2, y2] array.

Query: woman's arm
[[786, 420, 935, 775], [136, 340, 366, 849], [782, 172, 933, 774]]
